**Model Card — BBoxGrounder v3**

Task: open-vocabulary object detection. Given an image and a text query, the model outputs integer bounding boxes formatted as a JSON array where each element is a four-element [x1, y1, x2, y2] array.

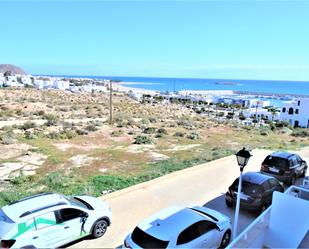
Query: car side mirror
[[81, 212, 89, 218]]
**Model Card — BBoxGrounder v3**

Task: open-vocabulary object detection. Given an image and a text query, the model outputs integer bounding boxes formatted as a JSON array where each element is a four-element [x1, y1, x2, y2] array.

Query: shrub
[[36, 110, 45, 116], [25, 131, 37, 140], [259, 127, 270, 136], [291, 129, 309, 137], [149, 117, 157, 123], [157, 128, 168, 135], [46, 130, 76, 139], [141, 118, 150, 125], [275, 121, 291, 128], [143, 127, 156, 134], [76, 129, 89, 135], [20, 121, 36, 130], [15, 109, 23, 116], [128, 130, 135, 135], [174, 131, 185, 137], [0, 131, 16, 144], [134, 135, 153, 144], [44, 114, 59, 126], [85, 124, 98, 132], [155, 133, 163, 138], [187, 131, 200, 140]]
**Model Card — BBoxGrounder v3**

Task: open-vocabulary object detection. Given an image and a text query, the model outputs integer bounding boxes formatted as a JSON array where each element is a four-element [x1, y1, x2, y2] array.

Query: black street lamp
[[233, 148, 252, 240], [235, 147, 252, 171]]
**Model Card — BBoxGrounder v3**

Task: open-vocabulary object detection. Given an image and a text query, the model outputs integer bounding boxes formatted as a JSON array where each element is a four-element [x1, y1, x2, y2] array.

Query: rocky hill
[[0, 64, 27, 75]]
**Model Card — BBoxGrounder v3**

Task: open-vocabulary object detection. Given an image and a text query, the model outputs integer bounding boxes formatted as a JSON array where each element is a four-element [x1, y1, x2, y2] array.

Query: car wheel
[[225, 199, 232, 208], [92, 219, 108, 238], [219, 230, 231, 248]]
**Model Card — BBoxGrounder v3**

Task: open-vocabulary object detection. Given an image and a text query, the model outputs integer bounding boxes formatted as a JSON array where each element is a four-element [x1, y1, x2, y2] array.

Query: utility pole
[[109, 80, 113, 125]]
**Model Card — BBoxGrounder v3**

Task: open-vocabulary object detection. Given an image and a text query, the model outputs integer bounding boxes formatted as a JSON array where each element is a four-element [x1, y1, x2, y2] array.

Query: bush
[[20, 121, 36, 130], [291, 129, 309, 137], [128, 130, 136, 135], [46, 130, 76, 139], [149, 117, 157, 123], [134, 135, 153, 144], [85, 124, 98, 132], [76, 129, 89, 135], [174, 131, 185, 137], [275, 121, 291, 128], [0, 131, 16, 144], [259, 127, 270, 136], [143, 127, 156, 134], [24, 130, 37, 140], [36, 110, 45, 116], [187, 131, 200, 140], [157, 128, 168, 135], [44, 114, 59, 126]]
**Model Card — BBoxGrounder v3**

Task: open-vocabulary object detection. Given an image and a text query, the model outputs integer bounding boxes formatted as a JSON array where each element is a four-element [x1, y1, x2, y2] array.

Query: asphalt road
[[70, 148, 309, 248]]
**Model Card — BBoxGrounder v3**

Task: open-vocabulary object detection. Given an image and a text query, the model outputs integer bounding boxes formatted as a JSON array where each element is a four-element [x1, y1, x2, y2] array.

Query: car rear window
[[232, 179, 263, 195], [0, 209, 15, 237], [263, 156, 289, 169], [131, 227, 169, 249], [242, 181, 263, 194]]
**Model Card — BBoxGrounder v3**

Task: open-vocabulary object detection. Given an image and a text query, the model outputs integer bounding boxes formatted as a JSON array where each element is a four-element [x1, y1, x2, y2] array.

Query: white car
[[0, 192, 112, 248], [123, 206, 232, 249]]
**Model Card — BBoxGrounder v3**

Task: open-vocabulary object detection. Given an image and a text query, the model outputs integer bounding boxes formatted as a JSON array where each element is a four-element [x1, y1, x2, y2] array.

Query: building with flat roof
[[280, 98, 309, 128]]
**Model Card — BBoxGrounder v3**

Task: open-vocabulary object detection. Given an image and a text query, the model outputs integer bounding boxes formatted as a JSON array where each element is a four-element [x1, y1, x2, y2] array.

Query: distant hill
[[0, 64, 27, 75]]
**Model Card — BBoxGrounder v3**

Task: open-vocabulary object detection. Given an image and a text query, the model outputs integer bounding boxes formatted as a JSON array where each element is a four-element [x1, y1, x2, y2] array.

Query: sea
[[49, 75, 309, 97]]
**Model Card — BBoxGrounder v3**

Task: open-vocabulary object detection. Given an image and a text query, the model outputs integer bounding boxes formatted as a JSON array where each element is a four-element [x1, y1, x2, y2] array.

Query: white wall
[[264, 191, 309, 248], [280, 98, 309, 127]]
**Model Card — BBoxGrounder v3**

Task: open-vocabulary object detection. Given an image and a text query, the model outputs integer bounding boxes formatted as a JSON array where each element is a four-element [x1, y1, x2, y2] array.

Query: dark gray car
[[225, 172, 284, 213]]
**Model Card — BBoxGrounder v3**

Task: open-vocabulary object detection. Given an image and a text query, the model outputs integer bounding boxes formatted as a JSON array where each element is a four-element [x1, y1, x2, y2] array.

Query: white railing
[[227, 206, 271, 248], [227, 184, 309, 248]]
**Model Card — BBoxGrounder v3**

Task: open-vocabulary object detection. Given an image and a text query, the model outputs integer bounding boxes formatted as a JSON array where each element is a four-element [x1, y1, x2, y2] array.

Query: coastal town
[[1, 70, 308, 129]]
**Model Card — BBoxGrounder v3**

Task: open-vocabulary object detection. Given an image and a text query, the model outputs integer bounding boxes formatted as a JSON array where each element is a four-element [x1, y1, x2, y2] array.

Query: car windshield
[[263, 156, 289, 169], [66, 197, 91, 210], [131, 227, 169, 249], [0, 209, 15, 238]]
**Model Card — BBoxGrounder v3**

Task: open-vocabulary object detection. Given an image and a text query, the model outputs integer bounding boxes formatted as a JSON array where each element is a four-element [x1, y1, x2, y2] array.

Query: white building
[[20, 75, 32, 85], [280, 98, 309, 128], [243, 107, 277, 121], [128, 93, 143, 101], [53, 80, 70, 90], [4, 75, 23, 88], [248, 99, 271, 108]]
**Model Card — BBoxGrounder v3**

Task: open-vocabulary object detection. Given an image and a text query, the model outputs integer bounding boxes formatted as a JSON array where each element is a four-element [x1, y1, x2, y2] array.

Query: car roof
[[137, 206, 206, 241], [270, 151, 295, 159], [2, 193, 70, 221], [243, 172, 273, 185]]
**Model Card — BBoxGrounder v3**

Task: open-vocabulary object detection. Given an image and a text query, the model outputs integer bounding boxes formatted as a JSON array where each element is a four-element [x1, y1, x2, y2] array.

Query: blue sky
[[1, 0, 309, 80]]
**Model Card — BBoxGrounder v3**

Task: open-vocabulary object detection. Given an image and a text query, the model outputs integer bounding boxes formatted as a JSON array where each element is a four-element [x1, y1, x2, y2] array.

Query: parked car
[[261, 151, 307, 185], [123, 206, 232, 249], [225, 172, 284, 213], [0, 192, 112, 248]]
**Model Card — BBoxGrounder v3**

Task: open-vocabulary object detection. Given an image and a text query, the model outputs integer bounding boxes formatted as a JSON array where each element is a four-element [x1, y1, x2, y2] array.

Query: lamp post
[[233, 147, 252, 240]]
